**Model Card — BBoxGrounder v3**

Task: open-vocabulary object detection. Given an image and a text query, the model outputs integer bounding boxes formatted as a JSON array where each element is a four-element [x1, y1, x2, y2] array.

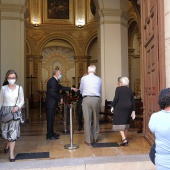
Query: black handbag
[[149, 142, 156, 165], [0, 86, 20, 123]]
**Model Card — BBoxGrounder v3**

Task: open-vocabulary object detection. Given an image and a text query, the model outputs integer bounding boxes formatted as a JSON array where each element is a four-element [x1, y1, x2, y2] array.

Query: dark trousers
[[46, 108, 56, 137], [77, 96, 83, 127]]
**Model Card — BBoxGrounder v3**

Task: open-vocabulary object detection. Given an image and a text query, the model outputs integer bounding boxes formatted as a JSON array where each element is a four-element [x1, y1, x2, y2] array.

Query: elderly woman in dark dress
[[111, 77, 135, 146]]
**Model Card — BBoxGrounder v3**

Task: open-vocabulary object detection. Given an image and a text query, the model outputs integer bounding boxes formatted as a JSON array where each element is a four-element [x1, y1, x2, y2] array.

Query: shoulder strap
[[15, 86, 20, 106]]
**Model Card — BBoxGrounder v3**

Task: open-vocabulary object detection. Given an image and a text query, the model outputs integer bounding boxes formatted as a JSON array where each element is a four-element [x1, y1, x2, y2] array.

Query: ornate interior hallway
[[0, 108, 151, 163]]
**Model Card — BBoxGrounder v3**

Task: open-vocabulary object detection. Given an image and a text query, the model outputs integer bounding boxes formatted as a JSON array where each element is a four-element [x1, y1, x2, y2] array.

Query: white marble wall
[[96, 0, 129, 105]]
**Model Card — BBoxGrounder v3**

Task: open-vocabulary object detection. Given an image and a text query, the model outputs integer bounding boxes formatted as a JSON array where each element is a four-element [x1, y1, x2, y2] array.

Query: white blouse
[[0, 85, 24, 109]]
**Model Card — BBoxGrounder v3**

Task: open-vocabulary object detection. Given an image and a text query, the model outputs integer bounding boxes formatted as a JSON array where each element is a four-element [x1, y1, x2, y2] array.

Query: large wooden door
[[141, 0, 165, 144]]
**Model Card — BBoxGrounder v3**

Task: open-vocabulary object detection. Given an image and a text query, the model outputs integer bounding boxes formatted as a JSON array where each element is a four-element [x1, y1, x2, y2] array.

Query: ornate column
[[74, 55, 91, 87], [95, 0, 129, 105], [0, 0, 27, 87]]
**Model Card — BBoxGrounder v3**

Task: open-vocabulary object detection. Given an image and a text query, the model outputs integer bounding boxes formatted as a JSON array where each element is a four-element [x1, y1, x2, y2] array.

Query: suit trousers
[[82, 97, 101, 143], [46, 108, 56, 137]]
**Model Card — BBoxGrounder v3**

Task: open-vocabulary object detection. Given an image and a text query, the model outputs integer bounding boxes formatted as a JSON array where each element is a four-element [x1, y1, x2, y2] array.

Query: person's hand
[[131, 111, 136, 120], [12, 106, 19, 113], [72, 88, 78, 92], [60, 98, 63, 105], [111, 107, 114, 113]]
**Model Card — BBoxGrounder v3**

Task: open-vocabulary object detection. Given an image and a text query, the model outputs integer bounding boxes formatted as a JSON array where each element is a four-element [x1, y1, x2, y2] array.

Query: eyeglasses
[[8, 77, 16, 79]]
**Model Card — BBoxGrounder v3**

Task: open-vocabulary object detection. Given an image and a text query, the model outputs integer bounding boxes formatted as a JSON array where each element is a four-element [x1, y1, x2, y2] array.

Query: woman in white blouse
[[0, 69, 24, 162]]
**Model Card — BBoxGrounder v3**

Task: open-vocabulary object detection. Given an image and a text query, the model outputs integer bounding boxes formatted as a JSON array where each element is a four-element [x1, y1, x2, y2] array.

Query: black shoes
[[4, 147, 9, 153], [46, 136, 59, 140], [53, 133, 60, 138], [4, 143, 9, 153], [46, 133, 60, 140], [120, 139, 128, 146], [9, 157, 15, 162]]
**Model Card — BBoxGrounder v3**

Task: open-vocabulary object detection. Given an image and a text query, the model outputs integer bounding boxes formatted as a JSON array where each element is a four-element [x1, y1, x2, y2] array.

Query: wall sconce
[[76, 19, 85, 28], [34, 24, 39, 27], [78, 24, 83, 28], [33, 17, 40, 27]]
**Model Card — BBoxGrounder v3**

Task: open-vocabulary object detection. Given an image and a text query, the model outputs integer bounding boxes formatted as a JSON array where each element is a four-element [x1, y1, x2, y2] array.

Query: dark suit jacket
[[45, 77, 71, 109]]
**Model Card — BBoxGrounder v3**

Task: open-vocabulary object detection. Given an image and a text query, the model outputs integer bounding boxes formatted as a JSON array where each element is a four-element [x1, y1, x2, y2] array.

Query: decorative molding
[[0, 4, 25, 12]]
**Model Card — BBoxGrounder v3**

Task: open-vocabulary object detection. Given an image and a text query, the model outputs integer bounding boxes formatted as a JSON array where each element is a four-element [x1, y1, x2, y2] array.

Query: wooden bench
[[99, 99, 113, 123]]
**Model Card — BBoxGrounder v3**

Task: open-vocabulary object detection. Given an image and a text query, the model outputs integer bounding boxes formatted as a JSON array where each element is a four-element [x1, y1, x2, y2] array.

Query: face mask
[[58, 74, 62, 80], [8, 79, 16, 85]]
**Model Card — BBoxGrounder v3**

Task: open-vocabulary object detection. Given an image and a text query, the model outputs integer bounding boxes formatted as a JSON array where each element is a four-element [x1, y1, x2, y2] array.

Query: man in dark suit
[[45, 69, 77, 140]]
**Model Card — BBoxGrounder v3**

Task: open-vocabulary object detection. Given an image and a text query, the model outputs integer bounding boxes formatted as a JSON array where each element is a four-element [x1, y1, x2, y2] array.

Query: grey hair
[[53, 69, 59, 75], [88, 65, 96, 73], [120, 77, 129, 86]]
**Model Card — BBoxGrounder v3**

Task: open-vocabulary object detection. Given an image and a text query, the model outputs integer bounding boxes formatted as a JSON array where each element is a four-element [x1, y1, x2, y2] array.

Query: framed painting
[[43, 0, 74, 24]]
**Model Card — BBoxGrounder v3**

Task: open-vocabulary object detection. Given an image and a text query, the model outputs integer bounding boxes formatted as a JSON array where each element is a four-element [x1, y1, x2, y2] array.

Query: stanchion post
[[26, 98, 30, 122], [39, 93, 42, 117], [64, 104, 79, 150], [61, 101, 69, 134]]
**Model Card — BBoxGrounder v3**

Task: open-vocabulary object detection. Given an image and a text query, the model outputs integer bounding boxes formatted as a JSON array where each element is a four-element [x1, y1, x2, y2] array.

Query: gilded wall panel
[[29, 0, 42, 25], [27, 30, 46, 46], [75, 0, 85, 26]]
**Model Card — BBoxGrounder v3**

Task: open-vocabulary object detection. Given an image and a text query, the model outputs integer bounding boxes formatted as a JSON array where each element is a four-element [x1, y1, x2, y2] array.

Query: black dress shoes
[[46, 135, 59, 140], [53, 133, 60, 138]]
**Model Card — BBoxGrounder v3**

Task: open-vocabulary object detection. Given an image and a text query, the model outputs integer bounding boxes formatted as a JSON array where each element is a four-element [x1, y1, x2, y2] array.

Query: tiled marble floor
[[0, 108, 151, 162]]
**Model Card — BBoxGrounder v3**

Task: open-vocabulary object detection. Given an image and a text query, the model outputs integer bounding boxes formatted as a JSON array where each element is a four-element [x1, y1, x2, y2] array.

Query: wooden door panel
[[141, 0, 161, 144]]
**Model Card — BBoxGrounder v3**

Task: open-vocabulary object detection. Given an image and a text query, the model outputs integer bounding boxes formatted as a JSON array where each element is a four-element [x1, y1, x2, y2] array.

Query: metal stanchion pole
[[61, 101, 69, 134], [39, 93, 42, 117], [64, 104, 79, 150], [26, 98, 30, 122]]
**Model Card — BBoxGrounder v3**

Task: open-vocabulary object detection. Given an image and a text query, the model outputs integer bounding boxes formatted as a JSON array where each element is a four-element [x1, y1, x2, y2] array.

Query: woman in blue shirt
[[149, 88, 170, 170]]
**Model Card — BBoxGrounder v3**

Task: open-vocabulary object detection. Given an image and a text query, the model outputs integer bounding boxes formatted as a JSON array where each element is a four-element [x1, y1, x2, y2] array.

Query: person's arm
[[148, 114, 156, 134], [79, 78, 84, 95], [0, 86, 4, 109], [131, 93, 136, 111], [50, 80, 62, 101], [17, 86, 25, 108]]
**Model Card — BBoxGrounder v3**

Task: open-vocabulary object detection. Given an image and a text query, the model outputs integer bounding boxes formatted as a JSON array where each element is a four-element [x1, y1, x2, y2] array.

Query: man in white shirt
[[79, 65, 102, 146]]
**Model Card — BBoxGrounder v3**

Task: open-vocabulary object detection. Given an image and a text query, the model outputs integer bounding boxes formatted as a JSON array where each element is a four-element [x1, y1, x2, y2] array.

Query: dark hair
[[5, 69, 18, 81], [158, 88, 170, 109]]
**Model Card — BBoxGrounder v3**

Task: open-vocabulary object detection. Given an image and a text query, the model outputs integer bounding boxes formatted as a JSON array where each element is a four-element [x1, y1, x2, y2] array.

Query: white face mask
[[8, 79, 16, 85]]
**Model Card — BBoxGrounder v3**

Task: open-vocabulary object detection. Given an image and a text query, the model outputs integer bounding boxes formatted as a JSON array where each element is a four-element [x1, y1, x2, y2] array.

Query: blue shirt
[[149, 110, 170, 170], [79, 73, 101, 97]]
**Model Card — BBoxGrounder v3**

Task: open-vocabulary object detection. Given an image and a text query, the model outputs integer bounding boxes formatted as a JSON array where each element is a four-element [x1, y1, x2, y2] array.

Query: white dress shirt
[[79, 73, 102, 97], [0, 85, 24, 109]]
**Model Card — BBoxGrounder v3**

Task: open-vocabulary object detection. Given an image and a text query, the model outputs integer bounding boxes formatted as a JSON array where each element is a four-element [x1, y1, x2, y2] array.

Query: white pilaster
[[0, 0, 26, 88], [96, 0, 129, 105]]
